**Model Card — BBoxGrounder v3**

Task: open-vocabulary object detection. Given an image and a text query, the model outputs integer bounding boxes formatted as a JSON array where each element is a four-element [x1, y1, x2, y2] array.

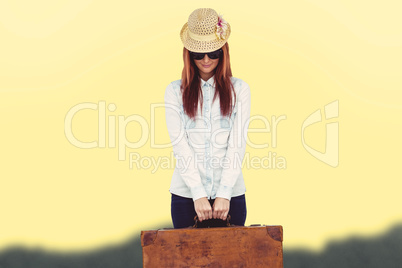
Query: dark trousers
[[171, 193, 247, 228]]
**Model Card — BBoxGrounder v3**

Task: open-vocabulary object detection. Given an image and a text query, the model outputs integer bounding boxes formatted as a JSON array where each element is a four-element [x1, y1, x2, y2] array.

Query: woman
[[164, 8, 251, 228]]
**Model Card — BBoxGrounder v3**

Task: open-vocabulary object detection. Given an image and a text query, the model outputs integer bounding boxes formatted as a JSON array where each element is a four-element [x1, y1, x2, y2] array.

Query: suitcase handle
[[193, 214, 232, 228]]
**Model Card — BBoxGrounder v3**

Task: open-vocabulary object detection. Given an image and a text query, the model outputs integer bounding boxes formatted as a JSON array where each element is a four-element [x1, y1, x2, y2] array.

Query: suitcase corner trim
[[266, 225, 283, 242], [141, 230, 158, 247]]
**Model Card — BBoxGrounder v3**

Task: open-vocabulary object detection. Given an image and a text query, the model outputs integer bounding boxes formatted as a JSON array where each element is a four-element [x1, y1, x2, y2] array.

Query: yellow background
[[1, 0, 401, 252]]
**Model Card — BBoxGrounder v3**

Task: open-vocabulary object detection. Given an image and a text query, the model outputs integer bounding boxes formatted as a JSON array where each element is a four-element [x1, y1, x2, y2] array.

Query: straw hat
[[180, 8, 231, 53]]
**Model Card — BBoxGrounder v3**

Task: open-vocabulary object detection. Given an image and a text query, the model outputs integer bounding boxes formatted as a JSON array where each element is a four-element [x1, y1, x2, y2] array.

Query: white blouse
[[164, 75, 251, 201]]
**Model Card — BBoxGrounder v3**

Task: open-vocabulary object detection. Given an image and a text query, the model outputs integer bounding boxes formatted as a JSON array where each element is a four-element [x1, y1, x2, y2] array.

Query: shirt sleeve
[[164, 82, 208, 201], [215, 80, 251, 201]]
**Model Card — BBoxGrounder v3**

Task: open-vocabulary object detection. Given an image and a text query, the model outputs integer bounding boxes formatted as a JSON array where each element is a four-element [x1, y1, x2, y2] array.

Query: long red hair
[[181, 43, 236, 120]]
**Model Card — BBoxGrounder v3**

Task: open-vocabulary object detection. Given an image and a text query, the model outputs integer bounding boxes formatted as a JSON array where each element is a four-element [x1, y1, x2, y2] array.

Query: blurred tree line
[[1, 223, 401, 267]]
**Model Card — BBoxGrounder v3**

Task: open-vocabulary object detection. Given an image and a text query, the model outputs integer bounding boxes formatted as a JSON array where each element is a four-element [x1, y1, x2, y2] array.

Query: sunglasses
[[189, 48, 223, 60]]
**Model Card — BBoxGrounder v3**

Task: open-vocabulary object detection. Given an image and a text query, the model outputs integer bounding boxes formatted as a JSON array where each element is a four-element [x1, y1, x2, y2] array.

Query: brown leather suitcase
[[141, 218, 283, 268]]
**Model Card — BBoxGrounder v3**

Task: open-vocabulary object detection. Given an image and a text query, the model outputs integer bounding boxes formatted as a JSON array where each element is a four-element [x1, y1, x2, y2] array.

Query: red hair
[[181, 43, 236, 120]]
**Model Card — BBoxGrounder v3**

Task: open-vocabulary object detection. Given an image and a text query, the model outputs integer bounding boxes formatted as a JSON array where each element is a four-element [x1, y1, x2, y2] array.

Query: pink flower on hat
[[215, 14, 228, 40]]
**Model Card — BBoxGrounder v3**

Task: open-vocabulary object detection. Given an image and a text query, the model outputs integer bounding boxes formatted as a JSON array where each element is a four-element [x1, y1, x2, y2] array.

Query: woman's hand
[[194, 197, 213, 222], [212, 197, 230, 221]]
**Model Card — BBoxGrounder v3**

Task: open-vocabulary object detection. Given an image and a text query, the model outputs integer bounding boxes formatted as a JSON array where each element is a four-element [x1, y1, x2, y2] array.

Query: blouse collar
[[200, 75, 215, 88]]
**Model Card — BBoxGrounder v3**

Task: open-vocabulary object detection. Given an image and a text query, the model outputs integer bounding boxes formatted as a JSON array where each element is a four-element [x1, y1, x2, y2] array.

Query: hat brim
[[180, 22, 231, 53]]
